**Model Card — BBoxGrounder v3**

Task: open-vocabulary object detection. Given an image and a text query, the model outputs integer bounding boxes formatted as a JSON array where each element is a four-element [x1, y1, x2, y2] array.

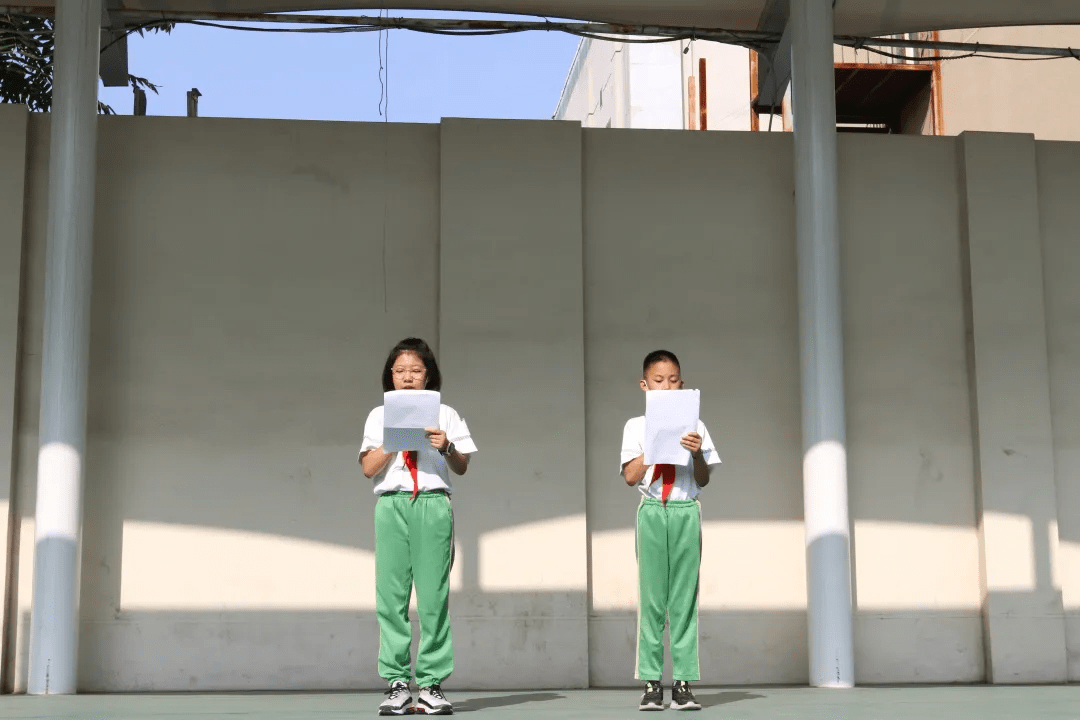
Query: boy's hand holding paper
[[644, 389, 700, 465]]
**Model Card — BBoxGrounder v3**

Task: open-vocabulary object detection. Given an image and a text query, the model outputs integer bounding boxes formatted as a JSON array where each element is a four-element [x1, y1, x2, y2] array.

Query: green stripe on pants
[[375, 491, 454, 687], [636, 497, 701, 682]]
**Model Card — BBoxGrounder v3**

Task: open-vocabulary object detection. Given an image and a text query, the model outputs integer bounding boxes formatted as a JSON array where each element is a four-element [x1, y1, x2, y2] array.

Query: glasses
[[392, 367, 425, 377]]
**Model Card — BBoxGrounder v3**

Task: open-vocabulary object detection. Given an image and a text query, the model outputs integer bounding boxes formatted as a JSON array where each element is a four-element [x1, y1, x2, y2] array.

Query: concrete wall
[[7, 116, 443, 691], [1, 114, 1079, 690], [583, 129, 808, 684], [960, 133, 1068, 683], [840, 134, 984, 682], [1038, 139, 1080, 681], [584, 130, 983, 685], [0, 104, 28, 692], [438, 118, 589, 687]]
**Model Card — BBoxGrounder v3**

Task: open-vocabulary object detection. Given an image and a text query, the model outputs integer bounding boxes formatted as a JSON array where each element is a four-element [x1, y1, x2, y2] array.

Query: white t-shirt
[[361, 404, 477, 496], [620, 416, 721, 501]]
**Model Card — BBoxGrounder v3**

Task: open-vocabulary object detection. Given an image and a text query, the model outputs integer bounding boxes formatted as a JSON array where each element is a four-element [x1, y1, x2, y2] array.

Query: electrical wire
[[379, 8, 390, 311], [860, 43, 1074, 63], [184, 20, 381, 34], [852, 44, 978, 63], [377, 10, 386, 118], [570, 32, 692, 44], [6, 9, 1079, 64], [4, 10, 776, 53], [145, 17, 1080, 61], [838, 38, 1080, 63]]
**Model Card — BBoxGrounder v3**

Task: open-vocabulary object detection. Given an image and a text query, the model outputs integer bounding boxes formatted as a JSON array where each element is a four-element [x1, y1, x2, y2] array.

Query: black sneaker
[[639, 680, 664, 711], [669, 681, 701, 711], [415, 684, 453, 715]]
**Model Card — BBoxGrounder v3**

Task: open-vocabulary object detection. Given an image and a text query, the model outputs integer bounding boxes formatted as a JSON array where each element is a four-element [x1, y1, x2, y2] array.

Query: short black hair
[[642, 349, 681, 377], [382, 338, 443, 392]]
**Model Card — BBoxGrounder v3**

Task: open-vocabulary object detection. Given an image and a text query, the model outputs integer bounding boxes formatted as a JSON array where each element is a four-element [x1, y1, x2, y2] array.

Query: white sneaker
[[415, 684, 453, 715], [379, 681, 412, 716]]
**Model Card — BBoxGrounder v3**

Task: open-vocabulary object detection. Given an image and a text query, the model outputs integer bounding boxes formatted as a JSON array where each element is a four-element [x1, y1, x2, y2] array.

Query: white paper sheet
[[383, 390, 441, 452], [644, 389, 700, 466]]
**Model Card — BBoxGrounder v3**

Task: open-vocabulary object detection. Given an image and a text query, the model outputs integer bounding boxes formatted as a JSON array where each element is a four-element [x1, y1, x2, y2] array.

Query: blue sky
[[97, 10, 582, 122]]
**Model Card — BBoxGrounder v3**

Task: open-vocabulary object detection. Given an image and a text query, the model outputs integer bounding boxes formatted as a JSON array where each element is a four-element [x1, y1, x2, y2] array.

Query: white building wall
[[939, 26, 1080, 141], [679, 42, 753, 131], [626, 43, 684, 130], [554, 38, 627, 129], [557, 39, 753, 131], [559, 27, 1080, 141]]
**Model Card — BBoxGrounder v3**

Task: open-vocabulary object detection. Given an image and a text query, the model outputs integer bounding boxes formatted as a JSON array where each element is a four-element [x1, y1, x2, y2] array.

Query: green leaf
[[1, 14, 163, 113]]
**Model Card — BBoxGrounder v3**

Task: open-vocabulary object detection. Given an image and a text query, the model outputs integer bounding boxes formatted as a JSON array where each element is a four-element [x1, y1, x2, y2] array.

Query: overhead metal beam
[[5, 0, 1080, 38], [98, 1, 129, 87], [98, 31, 128, 86], [0, 5, 777, 47], [754, 0, 791, 113], [4, 2, 1075, 101], [4, 5, 1080, 60]]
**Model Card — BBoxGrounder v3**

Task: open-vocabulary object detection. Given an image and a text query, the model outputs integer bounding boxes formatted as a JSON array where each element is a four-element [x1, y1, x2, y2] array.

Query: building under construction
[[556, 26, 1080, 138]]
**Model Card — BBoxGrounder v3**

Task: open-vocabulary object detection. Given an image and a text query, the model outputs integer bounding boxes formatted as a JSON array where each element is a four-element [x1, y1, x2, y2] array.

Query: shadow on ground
[[696, 690, 767, 708], [455, 692, 566, 713]]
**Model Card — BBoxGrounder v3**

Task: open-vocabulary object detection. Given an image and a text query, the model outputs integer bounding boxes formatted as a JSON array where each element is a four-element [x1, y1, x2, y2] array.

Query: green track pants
[[635, 497, 701, 682], [375, 491, 454, 687]]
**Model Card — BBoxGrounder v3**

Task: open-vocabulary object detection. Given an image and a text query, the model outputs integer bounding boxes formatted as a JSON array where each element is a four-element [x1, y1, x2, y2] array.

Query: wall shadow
[[3, 605, 996, 692]]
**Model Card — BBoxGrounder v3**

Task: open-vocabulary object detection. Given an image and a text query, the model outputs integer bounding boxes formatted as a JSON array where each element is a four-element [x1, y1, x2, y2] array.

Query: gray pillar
[[27, 0, 102, 695], [789, 0, 855, 688]]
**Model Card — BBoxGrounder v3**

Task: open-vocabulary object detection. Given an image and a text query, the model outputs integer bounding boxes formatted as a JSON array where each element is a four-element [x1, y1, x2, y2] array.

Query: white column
[[789, 0, 855, 688], [27, 0, 102, 695]]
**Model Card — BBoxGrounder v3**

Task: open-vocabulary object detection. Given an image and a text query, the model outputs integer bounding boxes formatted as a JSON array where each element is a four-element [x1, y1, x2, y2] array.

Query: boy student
[[621, 350, 721, 711]]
